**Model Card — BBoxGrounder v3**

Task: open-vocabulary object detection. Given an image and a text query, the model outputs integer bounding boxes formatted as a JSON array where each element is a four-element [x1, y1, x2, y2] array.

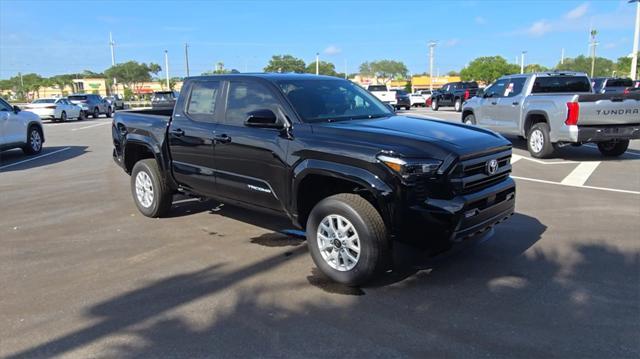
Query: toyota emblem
[[486, 159, 499, 175]]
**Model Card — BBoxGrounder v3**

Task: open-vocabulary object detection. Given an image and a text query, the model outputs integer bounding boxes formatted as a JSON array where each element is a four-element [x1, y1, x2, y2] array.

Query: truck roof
[[500, 71, 588, 79], [186, 73, 342, 81]]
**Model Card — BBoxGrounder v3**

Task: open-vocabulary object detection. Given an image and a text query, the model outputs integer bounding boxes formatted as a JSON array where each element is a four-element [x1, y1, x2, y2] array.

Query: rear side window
[[68, 95, 87, 101], [367, 85, 387, 92], [504, 78, 527, 97], [532, 76, 591, 93], [186, 81, 220, 121], [606, 78, 633, 88]]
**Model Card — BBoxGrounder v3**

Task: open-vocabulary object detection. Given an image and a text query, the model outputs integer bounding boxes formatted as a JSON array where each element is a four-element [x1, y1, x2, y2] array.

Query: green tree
[[524, 64, 549, 73], [305, 61, 338, 76], [460, 56, 519, 84], [20, 73, 45, 98], [264, 55, 306, 73], [104, 61, 162, 90], [446, 70, 460, 76], [359, 60, 409, 80], [555, 55, 615, 77], [49, 74, 76, 95], [615, 54, 639, 78]]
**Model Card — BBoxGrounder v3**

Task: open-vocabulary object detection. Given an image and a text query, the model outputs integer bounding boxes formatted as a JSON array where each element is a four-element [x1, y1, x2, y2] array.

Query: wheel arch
[[523, 111, 549, 137]]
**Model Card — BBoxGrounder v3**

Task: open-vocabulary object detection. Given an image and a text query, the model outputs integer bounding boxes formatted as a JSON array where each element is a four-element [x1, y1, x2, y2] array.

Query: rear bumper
[[577, 124, 640, 142], [400, 177, 516, 245]]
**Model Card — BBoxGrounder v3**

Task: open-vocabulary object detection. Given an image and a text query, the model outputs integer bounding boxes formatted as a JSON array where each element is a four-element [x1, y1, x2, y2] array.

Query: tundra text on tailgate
[[112, 74, 516, 285]]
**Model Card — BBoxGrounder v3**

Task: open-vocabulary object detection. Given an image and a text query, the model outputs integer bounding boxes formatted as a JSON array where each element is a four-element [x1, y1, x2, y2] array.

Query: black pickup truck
[[112, 74, 515, 285], [431, 81, 479, 112]]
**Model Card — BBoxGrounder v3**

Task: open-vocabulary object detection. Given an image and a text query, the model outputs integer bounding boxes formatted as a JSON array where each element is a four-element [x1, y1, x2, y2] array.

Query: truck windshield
[[276, 79, 393, 123], [532, 76, 591, 93]]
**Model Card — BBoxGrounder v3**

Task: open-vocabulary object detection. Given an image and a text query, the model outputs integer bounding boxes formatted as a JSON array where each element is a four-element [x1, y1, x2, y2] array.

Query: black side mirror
[[13, 105, 21, 113], [245, 109, 282, 129]]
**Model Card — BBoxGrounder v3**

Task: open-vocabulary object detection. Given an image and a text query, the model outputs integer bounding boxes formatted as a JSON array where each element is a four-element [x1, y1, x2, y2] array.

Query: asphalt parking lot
[[1, 112, 639, 357]]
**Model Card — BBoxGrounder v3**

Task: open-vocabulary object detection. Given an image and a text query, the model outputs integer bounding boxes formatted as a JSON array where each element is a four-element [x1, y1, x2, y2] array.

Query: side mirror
[[475, 89, 484, 98], [13, 105, 21, 113], [245, 109, 283, 129], [386, 103, 396, 112]]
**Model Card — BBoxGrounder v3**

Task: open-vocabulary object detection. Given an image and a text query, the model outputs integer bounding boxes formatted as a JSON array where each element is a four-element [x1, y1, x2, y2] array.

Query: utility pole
[[520, 51, 527, 74], [164, 50, 170, 89], [184, 43, 190, 77], [344, 59, 347, 79], [631, 0, 639, 80], [428, 41, 436, 92], [315, 53, 319, 75], [589, 29, 599, 78], [109, 32, 117, 94], [561, 48, 565, 65]]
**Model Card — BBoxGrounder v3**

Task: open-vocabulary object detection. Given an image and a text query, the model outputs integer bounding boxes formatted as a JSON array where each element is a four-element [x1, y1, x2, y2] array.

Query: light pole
[[109, 32, 117, 94], [184, 43, 190, 77], [315, 53, 319, 75], [561, 48, 565, 65], [428, 41, 436, 92], [631, 0, 639, 80], [344, 59, 347, 79], [520, 51, 527, 74], [589, 29, 599, 78], [164, 50, 170, 89]]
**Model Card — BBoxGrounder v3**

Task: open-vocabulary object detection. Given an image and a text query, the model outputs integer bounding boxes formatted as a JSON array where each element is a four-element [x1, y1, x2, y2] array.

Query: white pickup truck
[[462, 72, 640, 158], [366, 84, 397, 106]]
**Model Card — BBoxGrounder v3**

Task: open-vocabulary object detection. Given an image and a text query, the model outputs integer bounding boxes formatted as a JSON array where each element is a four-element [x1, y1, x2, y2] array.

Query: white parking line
[[511, 153, 580, 165], [0, 147, 71, 170], [71, 122, 111, 131], [512, 175, 640, 195], [560, 161, 601, 186]]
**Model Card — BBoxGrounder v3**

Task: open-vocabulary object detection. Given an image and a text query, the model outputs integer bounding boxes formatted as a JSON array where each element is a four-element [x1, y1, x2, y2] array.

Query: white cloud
[[323, 45, 341, 55], [565, 3, 589, 20], [526, 20, 553, 36], [475, 16, 487, 25], [443, 38, 461, 47]]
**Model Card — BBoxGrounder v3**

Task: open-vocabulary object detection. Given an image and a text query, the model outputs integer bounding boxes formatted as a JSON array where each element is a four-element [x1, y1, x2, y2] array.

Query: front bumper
[[577, 124, 640, 142], [400, 177, 516, 245]]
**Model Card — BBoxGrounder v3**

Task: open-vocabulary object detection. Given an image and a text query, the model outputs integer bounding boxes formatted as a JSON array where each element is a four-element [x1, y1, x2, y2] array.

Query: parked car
[[409, 93, 426, 107], [416, 89, 432, 101], [105, 94, 125, 110], [592, 77, 635, 94], [365, 84, 397, 106], [431, 82, 479, 112], [462, 72, 640, 158], [68, 94, 112, 118], [394, 90, 411, 110], [24, 97, 83, 122], [0, 97, 44, 155], [112, 74, 516, 286], [151, 91, 179, 109]]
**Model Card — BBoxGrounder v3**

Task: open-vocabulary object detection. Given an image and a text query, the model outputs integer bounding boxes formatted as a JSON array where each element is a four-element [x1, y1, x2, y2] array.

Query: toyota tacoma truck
[[430, 81, 478, 112], [462, 72, 640, 158], [112, 74, 516, 286]]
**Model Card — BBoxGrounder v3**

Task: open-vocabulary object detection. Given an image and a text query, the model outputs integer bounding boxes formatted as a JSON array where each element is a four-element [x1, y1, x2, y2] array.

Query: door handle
[[491, 101, 497, 105], [512, 101, 519, 106], [213, 134, 232, 144], [170, 128, 185, 136]]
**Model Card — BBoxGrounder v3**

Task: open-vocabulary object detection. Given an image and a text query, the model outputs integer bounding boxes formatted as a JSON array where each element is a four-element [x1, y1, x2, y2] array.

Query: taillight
[[624, 88, 630, 94], [565, 102, 579, 126], [464, 89, 470, 100]]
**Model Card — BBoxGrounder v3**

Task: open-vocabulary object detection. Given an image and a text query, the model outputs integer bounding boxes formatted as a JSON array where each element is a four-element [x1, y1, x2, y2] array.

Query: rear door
[[212, 79, 290, 211], [168, 79, 222, 196]]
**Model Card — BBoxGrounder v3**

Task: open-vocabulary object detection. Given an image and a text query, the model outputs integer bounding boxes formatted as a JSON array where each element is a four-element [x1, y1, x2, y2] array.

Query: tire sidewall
[[61, 111, 67, 121], [306, 197, 379, 285], [26, 126, 43, 154], [431, 99, 439, 110], [93, 108, 99, 118], [464, 114, 476, 125], [454, 99, 461, 112], [131, 161, 163, 217], [527, 123, 552, 158]]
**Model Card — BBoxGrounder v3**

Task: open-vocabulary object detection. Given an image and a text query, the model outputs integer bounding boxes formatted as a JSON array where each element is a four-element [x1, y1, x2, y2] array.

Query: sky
[[0, 0, 637, 79]]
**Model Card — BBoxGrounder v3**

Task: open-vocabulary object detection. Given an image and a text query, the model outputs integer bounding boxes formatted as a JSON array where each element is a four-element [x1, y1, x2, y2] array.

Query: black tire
[[106, 106, 112, 118], [130, 159, 173, 218], [405, 105, 411, 110], [597, 140, 629, 157], [22, 125, 43, 155], [60, 111, 67, 122], [454, 99, 462, 112], [306, 193, 389, 286], [463, 113, 476, 125], [431, 98, 439, 111], [93, 108, 100, 118], [527, 122, 554, 158]]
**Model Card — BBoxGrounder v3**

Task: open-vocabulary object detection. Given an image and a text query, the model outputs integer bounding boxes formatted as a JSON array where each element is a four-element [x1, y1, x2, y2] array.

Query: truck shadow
[[7, 213, 638, 357], [0, 146, 89, 172]]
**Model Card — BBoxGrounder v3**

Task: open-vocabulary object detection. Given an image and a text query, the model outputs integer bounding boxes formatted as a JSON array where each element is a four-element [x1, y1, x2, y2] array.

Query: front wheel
[[454, 99, 462, 112], [130, 159, 173, 217], [60, 111, 67, 122], [527, 122, 554, 158], [463, 113, 476, 125], [306, 193, 389, 286], [106, 106, 112, 118], [22, 126, 43, 155], [93, 108, 100, 118], [431, 98, 439, 111], [597, 140, 629, 157]]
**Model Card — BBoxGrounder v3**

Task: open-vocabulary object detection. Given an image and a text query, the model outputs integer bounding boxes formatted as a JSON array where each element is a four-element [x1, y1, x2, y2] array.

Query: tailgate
[[577, 93, 640, 126]]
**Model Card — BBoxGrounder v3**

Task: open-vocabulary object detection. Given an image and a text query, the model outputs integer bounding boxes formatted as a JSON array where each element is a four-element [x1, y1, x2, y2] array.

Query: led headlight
[[377, 154, 442, 179]]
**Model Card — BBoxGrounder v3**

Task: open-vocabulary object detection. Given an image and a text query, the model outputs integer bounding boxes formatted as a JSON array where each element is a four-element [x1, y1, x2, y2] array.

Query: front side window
[[186, 81, 220, 122], [276, 79, 392, 123], [485, 79, 509, 98], [0, 98, 12, 111], [225, 81, 280, 126]]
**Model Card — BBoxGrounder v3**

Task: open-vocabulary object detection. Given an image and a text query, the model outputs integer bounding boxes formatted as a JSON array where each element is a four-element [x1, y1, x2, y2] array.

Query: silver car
[[68, 94, 112, 118]]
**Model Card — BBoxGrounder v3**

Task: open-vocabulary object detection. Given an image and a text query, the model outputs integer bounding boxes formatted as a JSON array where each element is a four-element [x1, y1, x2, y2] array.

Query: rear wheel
[[431, 98, 439, 111], [22, 126, 43, 155], [130, 159, 173, 217], [106, 106, 112, 118], [306, 193, 389, 286], [597, 140, 629, 157], [527, 122, 554, 158], [454, 99, 462, 112]]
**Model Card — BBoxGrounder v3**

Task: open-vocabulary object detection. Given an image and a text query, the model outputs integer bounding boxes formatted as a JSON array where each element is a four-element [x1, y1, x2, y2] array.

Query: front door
[[168, 79, 222, 197], [0, 98, 25, 145], [493, 77, 527, 134], [213, 79, 290, 211], [477, 79, 509, 129]]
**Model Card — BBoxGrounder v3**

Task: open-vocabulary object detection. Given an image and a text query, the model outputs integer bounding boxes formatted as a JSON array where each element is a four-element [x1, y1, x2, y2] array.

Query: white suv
[[0, 97, 44, 155]]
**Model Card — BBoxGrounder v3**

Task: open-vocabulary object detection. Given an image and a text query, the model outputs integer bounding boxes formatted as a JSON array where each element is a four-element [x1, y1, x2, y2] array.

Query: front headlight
[[377, 154, 442, 179]]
